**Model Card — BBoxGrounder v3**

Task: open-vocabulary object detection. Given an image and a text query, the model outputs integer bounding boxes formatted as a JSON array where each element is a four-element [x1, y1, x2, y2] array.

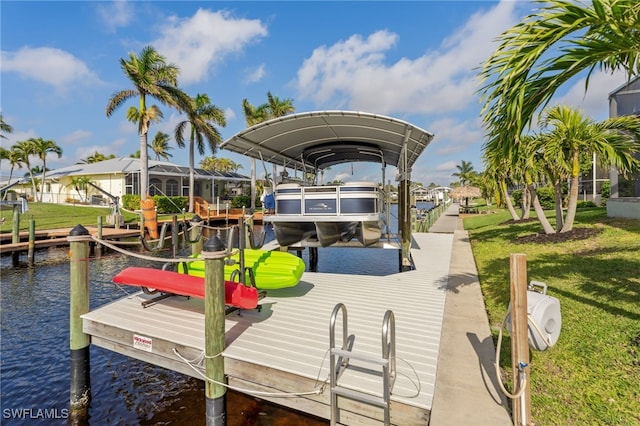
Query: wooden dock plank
[[82, 231, 453, 424]]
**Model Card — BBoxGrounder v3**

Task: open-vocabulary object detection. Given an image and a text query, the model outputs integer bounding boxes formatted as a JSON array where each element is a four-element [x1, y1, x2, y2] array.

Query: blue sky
[[0, 1, 629, 186]]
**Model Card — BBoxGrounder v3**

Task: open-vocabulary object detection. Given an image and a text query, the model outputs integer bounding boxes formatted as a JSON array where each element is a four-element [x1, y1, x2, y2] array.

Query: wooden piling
[[172, 215, 179, 258], [510, 253, 531, 425], [202, 235, 228, 425], [68, 224, 92, 415], [27, 219, 35, 265], [190, 215, 203, 256], [12, 204, 20, 266]]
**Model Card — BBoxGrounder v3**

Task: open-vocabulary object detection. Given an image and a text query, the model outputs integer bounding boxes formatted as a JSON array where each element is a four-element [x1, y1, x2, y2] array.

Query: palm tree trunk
[[40, 159, 47, 202], [522, 187, 531, 219], [188, 138, 195, 213], [561, 155, 581, 233], [528, 184, 556, 234], [554, 181, 564, 230], [501, 181, 520, 221], [140, 132, 149, 199]]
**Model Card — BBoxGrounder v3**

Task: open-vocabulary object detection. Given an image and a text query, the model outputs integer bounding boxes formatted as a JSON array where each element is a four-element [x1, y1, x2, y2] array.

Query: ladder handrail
[[329, 302, 348, 352], [330, 303, 396, 426], [382, 309, 397, 391]]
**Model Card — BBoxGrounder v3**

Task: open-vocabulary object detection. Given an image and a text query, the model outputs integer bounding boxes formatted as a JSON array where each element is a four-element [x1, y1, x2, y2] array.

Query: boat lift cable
[[173, 347, 329, 398]]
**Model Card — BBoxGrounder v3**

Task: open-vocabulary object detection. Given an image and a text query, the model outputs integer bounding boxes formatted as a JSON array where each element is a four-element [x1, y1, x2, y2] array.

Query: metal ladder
[[329, 303, 396, 426]]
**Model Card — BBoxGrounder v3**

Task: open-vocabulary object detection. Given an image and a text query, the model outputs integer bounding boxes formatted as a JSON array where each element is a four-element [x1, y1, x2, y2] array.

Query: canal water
[[0, 203, 432, 425]]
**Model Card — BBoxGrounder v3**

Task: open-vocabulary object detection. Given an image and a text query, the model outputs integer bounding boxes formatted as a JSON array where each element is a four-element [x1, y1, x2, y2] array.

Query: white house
[[7, 157, 250, 205]]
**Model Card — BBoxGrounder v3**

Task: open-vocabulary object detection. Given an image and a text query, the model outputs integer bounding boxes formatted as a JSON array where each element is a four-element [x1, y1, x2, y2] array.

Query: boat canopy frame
[[220, 110, 435, 179]]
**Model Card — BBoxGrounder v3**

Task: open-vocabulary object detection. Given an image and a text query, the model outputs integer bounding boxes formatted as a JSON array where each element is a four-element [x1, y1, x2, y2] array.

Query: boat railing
[[274, 182, 383, 217]]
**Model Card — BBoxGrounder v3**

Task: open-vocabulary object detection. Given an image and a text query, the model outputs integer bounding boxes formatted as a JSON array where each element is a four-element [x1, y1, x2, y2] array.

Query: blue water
[[0, 203, 432, 425]]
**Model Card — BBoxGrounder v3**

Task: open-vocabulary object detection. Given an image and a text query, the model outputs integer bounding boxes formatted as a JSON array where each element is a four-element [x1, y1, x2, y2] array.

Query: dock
[[82, 231, 450, 424], [78, 203, 512, 425]]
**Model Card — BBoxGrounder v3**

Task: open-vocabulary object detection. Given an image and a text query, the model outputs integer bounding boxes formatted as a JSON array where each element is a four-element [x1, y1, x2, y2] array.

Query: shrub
[[576, 200, 598, 209], [600, 180, 611, 199], [511, 189, 523, 207], [535, 186, 555, 210], [121, 194, 141, 211], [231, 195, 251, 208], [153, 196, 187, 214]]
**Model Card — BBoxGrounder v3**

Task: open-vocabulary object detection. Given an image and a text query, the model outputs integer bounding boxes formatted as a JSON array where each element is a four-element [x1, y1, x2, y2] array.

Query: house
[[7, 157, 251, 205], [607, 75, 640, 219]]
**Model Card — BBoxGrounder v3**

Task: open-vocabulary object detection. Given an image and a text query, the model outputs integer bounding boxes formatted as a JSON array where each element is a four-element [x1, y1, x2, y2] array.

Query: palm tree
[[1, 146, 24, 200], [174, 93, 226, 212], [200, 157, 243, 173], [148, 131, 173, 161], [452, 160, 475, 186], [242, 92, 295, 208], [67, 176, 92, 202], [479, 0, 640, 156], [79, 151, 116, 164], [30, 137, 62, 201], [106, 45, 188, 200], [536, 105, 640, 232], [13, 140, 37, 199], [0, 114, 13, 139]]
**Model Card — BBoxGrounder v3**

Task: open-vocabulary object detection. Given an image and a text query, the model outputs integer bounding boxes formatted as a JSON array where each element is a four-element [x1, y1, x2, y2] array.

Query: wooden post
[[12, 204, 20, 266], [398, 179, 412, 271], [27, 219, 36, 265], [190, 215, 203, 256], [510, 253, 531, 425], [202, 235, 228, 425], [94, 216, 103, 256], [172, 215, 179, 258], [68, 225, 92, 415]]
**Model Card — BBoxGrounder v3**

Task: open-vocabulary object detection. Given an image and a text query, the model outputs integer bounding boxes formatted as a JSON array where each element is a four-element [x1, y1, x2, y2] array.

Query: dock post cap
[[69, 224, 90, 236], [201, 234, 226, 258], [190, 214, 202, 224]]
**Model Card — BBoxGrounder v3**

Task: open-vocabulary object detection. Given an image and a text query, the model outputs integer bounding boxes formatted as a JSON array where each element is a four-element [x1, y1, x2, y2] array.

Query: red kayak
[[113, 267, 258, 310]]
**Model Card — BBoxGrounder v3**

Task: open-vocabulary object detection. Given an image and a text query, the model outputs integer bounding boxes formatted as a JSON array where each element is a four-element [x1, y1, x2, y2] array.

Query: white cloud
[[245, 64, 266, 84], [436, 160, 459, 172], [153, 9, 268, 85], [1, 47, 101, 91], [552, 70, 629, 121], [294, 1, 521, 116], [61, 130, 92, 146], [224, 107, 236, 122], [96, 0, 134, 32], [428, 117, 485, 156]]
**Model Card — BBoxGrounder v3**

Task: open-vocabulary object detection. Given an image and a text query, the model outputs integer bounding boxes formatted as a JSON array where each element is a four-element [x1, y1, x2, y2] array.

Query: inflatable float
[[113, 267, 259, 310], [178, 249, 305, 290]]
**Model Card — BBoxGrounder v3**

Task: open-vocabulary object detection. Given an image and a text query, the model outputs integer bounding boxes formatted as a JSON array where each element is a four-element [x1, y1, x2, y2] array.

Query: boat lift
[[86, 181, 123, 227]]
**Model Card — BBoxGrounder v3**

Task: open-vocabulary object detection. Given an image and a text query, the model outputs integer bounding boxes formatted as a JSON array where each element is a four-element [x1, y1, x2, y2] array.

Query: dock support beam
[[202, 235, 228, 426], [68, 225, 92, 416]]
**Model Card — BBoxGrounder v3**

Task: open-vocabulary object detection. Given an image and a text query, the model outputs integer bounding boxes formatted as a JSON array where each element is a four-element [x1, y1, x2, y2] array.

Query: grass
[[0, 202, 141, 233], [464, 207, 640, 425]]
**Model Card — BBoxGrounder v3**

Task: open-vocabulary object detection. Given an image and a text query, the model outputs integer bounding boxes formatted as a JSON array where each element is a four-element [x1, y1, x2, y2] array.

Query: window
[[149, 178, 162, 196], [166, 179, 179, 196]]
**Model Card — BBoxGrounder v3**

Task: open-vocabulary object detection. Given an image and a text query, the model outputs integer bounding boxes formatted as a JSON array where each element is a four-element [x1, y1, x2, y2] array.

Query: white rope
[[173, 347, 328, 398], [93, 235, 239, 262], [91, 236, 201, 263]]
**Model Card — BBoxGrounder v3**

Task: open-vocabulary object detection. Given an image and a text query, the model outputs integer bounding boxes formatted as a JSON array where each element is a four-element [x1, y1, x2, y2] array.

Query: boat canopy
[[220, 111, 435, 172]]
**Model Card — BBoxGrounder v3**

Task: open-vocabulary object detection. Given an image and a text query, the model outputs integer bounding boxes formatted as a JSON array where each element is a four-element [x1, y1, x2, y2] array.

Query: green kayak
[[179, 249, 305, 290]]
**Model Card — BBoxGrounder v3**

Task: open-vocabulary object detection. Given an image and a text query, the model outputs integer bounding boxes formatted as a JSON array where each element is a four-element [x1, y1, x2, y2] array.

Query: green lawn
[[0, 202, 141, 233], [464, 208, 640, 425]]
